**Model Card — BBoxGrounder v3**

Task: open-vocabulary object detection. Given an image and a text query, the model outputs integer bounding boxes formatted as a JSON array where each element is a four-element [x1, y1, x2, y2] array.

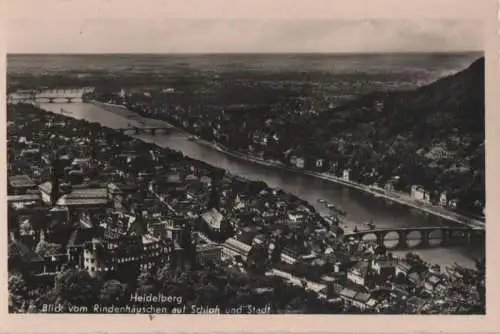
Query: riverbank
[[36, 101, 484, 268], [87, 100, 484, 230], [194, 137, 485, 230]]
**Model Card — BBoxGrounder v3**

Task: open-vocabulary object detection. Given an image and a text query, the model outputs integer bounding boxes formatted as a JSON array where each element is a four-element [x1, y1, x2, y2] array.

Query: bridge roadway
[[9, 96, 84, 103], [345, 225, 485, 250], [117, 126, 174, 136], [8, 88, 94, 104]]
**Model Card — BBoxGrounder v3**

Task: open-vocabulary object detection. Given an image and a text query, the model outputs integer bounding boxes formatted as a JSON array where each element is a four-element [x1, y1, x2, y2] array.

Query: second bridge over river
[[117, 126, 174, 136], [345, 225, 485, 250]]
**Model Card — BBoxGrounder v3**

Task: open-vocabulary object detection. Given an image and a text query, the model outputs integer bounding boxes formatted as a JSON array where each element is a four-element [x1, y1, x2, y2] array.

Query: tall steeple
[[208, 169, 223, 210], [50, 156, 62, 207]]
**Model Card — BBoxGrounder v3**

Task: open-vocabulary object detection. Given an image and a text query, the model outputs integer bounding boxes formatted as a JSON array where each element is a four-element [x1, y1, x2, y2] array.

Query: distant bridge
[[117, 127, 173, 136], [345, 225, 485, 250], [8, 88, 94, 104], [9, 96, 84, 104]]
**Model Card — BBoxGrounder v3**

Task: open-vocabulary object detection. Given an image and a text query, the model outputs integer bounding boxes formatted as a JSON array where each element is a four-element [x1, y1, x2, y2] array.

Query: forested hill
[[302, 57, 485, 214]]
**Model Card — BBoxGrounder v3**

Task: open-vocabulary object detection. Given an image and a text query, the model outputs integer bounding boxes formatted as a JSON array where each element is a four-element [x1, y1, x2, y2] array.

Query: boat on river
[[326, 203, 347, 216]]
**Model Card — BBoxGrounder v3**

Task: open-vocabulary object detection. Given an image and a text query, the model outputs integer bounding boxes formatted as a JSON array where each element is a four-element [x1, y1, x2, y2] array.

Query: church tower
[[50, 156, 63, 207], [207, 169, 223, 210]]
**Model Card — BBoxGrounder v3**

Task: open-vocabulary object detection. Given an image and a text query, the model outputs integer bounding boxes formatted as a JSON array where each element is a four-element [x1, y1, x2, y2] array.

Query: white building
[[439, 191, 448, 207], [201, 208, 224, 233], [347, 261, 369, 286], [448, 198, 459, 209], [295, 157, 305, 169], [118, 89, 126, 98], [410, 185, 431, 203], [338, 288, 377, 311], [395, 260, 412, 278]]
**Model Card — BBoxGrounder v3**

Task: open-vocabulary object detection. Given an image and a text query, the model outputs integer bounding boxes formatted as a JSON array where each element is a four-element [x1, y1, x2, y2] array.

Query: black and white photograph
[[3, 0, 493, 321]]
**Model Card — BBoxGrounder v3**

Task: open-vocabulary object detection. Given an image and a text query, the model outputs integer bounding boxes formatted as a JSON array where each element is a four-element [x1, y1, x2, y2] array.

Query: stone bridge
[[118, 127, 173, 136], [345, 225, 485, 250], [8, 88, 94, 104]]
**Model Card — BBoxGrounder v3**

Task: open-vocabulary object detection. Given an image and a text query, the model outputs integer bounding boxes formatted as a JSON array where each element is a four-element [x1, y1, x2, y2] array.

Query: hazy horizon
[[7, 19, 483, 54]]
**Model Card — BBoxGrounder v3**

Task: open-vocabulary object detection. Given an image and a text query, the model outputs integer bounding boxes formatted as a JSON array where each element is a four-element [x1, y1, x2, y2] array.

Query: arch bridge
[[345, 225, 485, 250], [117, 127, 173, 136], [8, 88, 92, 104]]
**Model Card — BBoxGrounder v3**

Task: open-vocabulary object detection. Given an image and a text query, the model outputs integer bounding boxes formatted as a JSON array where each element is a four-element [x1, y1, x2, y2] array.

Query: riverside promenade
[[198, 141, 485, 231]]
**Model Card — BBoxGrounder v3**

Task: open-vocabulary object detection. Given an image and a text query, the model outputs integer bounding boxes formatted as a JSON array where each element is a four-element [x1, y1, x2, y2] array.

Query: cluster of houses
[[7, 101, 482, 314], [7, 104, 332, 286]]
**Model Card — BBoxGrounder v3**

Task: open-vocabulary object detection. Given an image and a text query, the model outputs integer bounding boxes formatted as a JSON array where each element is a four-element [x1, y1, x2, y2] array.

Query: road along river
[[37, 102, 484, 268]]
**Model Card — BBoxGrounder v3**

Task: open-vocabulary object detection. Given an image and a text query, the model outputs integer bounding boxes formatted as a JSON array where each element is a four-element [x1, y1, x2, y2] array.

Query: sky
[[7, 19, 483, 54]]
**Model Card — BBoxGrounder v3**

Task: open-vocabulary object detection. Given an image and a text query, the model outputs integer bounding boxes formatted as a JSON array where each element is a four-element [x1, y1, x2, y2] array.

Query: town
[[87, 79, 485, 225], [7, 101, 485, 314]]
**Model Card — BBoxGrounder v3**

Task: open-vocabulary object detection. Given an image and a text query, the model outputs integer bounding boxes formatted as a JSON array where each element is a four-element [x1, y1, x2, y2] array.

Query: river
[[37, 102, 483, 268]]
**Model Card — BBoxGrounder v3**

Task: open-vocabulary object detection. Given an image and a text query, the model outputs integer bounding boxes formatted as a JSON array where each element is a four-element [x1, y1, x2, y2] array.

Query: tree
[[8, 205, 19, 235], [35, 240, 64, 257], [219, 219, 235, 241], [8, 272, 28, 312], [246, 244, 269, 275], [27, 288, 58, 313], [475, 256, 485, 310], [30, 208, 51, 234], [136, 271, 157, 295], [54, 269, 100, 309], [99, 280, 129, 306]]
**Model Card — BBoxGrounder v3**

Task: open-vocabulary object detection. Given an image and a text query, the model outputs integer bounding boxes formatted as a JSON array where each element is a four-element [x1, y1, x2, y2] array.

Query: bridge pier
[[420, 230, 430, 248], [347, 225, 483, 251], [376, 232, 384, 248], [470, 229, 485, 245], [397, 231, 407, 249]]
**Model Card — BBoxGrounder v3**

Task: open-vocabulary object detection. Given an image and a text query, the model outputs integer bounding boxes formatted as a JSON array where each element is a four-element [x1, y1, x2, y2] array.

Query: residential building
[[196, 243, 222, 265], [338, 287, 377, 310], [371, 257, 396, 278], [118, 89, 126, 98], [342, 169, 350, 181], [71, 158, 93, 172], [347, 261, 369, 286], [8, 194, 42, 208], [448, 198, 459, 209], [39, 182, 110, 225], [83, 234, 173, 277], [384, 181, 395, 192], [423, 274, 443, 295], [395, 260, 412, 278], [222, 237, 252, 260], [439, 191, 448, 207], [201, 208, 224, 233], [295, 157, 305, 169], [410, 185, 431, 203], [8, 175, 37, 195], [329, 161, 338, 173]]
